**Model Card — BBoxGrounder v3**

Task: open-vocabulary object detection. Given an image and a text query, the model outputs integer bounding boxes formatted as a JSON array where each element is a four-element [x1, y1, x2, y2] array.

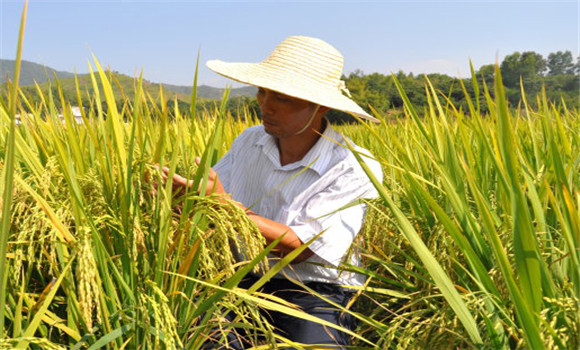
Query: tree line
[[329, 50, 579, 122], [5, 50, 578, 123]]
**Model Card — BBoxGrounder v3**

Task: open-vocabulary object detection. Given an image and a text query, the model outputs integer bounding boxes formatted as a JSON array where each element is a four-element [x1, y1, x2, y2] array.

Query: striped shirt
[[213, 124, 383, 286]]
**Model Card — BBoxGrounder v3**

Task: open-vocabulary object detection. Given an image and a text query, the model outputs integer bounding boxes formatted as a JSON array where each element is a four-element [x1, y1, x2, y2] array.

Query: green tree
[[478, 64, 495, 87], [547, 51, 575, 75], [500, 51, 546, 89]]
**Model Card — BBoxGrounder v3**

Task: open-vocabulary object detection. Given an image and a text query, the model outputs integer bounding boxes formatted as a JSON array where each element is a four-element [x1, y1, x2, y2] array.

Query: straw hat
[[206, 35, 379, 123]]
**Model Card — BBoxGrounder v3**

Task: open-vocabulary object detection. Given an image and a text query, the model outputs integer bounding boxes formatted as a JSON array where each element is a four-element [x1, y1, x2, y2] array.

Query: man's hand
[[154, 159, 313, 263], [193, 157, 227, 196], [156, 157, 227, 196]]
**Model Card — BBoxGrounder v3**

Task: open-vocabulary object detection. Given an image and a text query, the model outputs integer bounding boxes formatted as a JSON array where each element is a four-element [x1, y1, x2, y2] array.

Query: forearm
[[223, 196, 313, 263], [162, 165, 313, 263], [245, 210, 313, 263]]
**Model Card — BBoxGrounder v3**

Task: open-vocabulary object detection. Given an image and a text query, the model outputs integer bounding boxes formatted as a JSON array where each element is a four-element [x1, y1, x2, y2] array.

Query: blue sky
[[1, 0, 578, 87]]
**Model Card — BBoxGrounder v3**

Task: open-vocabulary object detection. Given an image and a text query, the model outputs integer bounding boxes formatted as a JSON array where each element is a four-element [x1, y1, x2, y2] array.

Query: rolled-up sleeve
[[289, 169, 379, 267]]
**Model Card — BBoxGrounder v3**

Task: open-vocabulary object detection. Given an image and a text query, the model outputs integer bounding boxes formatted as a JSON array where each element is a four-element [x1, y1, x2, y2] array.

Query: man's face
[[256, 88, 319, 138]]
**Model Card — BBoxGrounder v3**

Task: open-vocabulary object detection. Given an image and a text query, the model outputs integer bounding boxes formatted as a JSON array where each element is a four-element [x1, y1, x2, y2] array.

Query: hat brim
[[206, 60, 379, 123]]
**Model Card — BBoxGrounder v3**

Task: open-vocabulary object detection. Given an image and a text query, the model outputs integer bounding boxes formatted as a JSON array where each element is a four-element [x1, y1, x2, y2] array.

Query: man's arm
[[160, 164, 314, 263], [244, 210, 314, 263]]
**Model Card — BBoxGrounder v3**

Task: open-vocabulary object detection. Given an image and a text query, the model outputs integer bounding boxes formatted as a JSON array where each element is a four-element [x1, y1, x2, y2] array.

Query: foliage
[[340, 69, 579, 349], [342, 50, 579, 119], [547, 51, 577, 76], [342, 70, 580, 349], [1, 5, 578, 347], [3, 50, 577, 124], [2, 57, 578, 348], [0, 53, 315, 348], [500, 51, 547, 88]]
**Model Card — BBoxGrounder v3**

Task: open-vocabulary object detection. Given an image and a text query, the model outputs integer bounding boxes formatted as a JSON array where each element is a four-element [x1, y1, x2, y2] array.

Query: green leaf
[[16, 256, 75, 348], [0, 0, 28, 337], [343, 136, 483, 345]]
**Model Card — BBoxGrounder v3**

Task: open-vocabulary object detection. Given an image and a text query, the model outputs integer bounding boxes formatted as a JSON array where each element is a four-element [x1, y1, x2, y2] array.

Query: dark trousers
[[204, 275, 358, 349]]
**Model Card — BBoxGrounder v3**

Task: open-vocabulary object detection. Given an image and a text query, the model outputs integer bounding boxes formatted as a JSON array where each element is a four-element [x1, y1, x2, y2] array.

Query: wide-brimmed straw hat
[[206, 35, 379, 123]]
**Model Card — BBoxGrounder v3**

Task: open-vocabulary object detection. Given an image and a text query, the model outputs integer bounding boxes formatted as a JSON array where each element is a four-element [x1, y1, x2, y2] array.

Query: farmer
[[164, 35, 382, 348]]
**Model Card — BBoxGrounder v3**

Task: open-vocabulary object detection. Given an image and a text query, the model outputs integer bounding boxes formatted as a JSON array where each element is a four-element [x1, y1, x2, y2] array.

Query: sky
[[1, 0, 578, 88]]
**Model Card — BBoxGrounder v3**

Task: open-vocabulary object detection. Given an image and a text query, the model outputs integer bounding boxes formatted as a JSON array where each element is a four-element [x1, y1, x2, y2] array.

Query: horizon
[[1, 0, 578, 88]]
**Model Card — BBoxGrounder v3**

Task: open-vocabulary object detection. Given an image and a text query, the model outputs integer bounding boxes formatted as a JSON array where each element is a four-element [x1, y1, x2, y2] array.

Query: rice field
[[1, 5, 579, 349]]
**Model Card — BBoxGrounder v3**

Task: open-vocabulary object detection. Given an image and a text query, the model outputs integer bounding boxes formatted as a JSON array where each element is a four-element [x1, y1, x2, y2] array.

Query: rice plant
[[0, 7, 325, 349], [2, 3, 578, 349], [343, 65, 579, 349]]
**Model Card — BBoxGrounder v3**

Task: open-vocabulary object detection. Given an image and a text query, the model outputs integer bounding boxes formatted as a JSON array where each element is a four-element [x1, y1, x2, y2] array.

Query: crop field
[[1, 57, 578, 349], [1, 8, 579, 350]]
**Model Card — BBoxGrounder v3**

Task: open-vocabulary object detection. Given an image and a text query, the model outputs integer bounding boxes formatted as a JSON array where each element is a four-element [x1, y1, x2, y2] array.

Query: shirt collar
[[255, 123, 343, 175]]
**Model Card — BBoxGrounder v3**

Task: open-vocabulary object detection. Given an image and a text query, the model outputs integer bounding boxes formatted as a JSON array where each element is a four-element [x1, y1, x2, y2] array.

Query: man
[[165, 35, 382, 348]]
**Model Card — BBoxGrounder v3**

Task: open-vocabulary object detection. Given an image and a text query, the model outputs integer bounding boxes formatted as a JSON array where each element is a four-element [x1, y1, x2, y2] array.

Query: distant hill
[[162, 83, 256, 99], [0, 59, 75, 85], [0, 59, 256, 100]]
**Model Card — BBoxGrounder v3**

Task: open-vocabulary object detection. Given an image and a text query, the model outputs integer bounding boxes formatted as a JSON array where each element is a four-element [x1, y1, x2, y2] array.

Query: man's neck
[[277, 119, 327, 166]]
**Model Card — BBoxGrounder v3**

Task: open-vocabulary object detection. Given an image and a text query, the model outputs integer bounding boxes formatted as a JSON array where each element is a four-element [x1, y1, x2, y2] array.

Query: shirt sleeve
[[289, 166, 381, 267]]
